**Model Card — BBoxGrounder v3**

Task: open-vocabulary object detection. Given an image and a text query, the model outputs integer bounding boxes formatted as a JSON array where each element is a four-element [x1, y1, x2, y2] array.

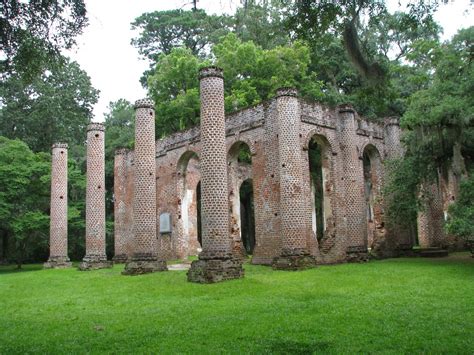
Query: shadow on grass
[[0, 264, 44, 274]]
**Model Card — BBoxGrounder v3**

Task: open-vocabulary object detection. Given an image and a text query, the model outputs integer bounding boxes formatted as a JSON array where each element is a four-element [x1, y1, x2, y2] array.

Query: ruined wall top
[[199, 66, 224, 80], [134, 98, 155, 109], [384, 117, 400, 127], [52, 143, 68, 150], [337, 103, 356, 114], [115, 148, 130, 156], [87, 122, 105, 132], [276, 87, 298, 98]]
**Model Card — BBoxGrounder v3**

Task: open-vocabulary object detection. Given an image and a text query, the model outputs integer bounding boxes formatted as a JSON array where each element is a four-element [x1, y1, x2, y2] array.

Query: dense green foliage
[[0, 1, 98, 265], [383, 27, 473, 234], [147, 34, 322, 136], [0, 256, 473, 352], [0, 59, 99, 152], [0, 137, 86, 266], [446, 172, 474, 242], [0, 0, 88, 80]]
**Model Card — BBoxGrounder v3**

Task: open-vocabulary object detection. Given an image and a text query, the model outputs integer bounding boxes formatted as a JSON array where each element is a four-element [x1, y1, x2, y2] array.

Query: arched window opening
[[228, 141, 254, 257], [363, 151, 374, 223], [308, 139, 325, 241], [177, 151, 202, 256], [239, 179, 255, 254], [196, 181, 202, 247]]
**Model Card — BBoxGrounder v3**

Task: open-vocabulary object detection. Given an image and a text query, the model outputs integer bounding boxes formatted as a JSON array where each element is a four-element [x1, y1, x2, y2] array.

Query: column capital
[[199, 66, 224, 80], [134, 98, 155, 109], [87, 122, 105, 132]]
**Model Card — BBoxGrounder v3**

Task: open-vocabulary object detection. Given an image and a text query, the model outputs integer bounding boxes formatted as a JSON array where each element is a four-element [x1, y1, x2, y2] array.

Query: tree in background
[[0, 0, 88, 80], [0, 58, 99, 153], [0, 137, 86, 266], [146, 33, 322, 137], [384, 27, 473, 235]]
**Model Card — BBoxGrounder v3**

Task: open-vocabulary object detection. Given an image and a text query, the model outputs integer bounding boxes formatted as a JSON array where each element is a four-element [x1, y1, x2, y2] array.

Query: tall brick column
[[113, 148, 128, 263], [44, 143, 72, 268], [272, 88, 316, 270], [79, 123, 112, 270], [123, 99, 167, 274], [187, 66, 244, 283], [338, 105, 368, 261]]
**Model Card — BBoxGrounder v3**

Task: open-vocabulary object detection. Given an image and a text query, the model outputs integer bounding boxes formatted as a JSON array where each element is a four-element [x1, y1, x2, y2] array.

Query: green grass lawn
[[0, 254, 473, 354]]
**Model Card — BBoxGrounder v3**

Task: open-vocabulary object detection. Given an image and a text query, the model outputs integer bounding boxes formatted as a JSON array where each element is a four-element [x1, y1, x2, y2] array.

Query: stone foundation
[[272, 249, 316, 271], [78, 255, 113, 271], [346, 246, 369, 262], [112, 254, 128, 263], [187, 256, 244, 283], [43, 256, 72, 269], [122, 253, 168, 275]]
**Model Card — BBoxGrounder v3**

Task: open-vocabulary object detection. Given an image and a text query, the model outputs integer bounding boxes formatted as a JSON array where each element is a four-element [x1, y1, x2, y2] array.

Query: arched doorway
[[307, 135, 333, 243], [239, 179, 255, 254], [362, 144, 383, 250], [176, 151, 201, 257], [228, 141, 254, 257]]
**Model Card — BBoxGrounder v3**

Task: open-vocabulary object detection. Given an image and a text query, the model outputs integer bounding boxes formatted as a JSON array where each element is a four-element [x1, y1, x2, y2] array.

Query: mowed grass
[[0, 254, 473, 354]]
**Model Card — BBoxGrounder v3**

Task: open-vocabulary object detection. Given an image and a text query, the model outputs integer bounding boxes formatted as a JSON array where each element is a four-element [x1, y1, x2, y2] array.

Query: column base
[[112, 254, 128, 263], [272, 251, 316, 271], [187, 256, 244, 283], [346, 246, 369, 262], [78, 255, 113, 271], [44, 256, 72, 269], [122, 254, 167, 275]]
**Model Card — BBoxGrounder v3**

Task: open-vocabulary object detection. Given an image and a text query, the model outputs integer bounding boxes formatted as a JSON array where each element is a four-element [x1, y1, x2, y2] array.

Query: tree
[[233, 0, 290, 49], [146, 34, 323, 135], [0, 58, 99, 153], [0, 137, 87, 266], [131, 9, 230, 60], [402, 27, 473, 176], [288, 0, 442, 83], [147, 47, 207, 136], [0, 137, 50, 267], [384, 27, 473, 235], [0, 0, 88, 79]]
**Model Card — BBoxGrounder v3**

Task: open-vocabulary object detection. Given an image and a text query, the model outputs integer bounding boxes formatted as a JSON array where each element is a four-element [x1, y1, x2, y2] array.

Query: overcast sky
[[66, 0, 473, 121]]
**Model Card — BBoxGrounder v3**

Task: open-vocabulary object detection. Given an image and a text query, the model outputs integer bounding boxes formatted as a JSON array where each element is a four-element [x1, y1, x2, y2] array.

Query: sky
[[67, 0, 473, 121]]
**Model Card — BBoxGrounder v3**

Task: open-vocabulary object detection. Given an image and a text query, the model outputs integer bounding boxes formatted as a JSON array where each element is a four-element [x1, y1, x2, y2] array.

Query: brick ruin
[[113, 66, 414, 274], [46, 66, 464, 277]]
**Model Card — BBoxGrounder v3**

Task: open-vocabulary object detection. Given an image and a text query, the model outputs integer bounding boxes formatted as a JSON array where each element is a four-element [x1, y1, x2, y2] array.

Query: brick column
[[113, 148, 128, 263], [272, 88, 316, 270], [123, 99, 167, 274], [44, 143, 72, 268], [79, 123, 112, 270], [338, 105, 368, 262], [187, 66, 244, 283]]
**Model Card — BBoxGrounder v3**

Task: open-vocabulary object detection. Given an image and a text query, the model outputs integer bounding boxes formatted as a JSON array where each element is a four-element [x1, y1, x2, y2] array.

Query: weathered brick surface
[[272, 88, 316, 270], [113, 148, 129, 263], [187, 67, 244, 283], [79, 123, 112, 270], [113, 70, 454, 269], [44, 143, 72, 269], [123, 99, 167, 275]]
